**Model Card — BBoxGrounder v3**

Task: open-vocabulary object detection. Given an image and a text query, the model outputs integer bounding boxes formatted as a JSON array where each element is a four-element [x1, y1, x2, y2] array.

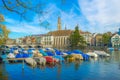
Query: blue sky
[[1, 0, 120, 39]]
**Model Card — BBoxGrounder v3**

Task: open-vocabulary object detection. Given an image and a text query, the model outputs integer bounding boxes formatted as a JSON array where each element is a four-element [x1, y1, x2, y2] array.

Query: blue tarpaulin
[[54, 49, 63, 55], [28, 49, 33, 54], [46, 51, 54, 56], [15, 53, 23, 58], [54, 55, 64, 61], [72, 50, 89, 60], [39, 49, 48, 56]]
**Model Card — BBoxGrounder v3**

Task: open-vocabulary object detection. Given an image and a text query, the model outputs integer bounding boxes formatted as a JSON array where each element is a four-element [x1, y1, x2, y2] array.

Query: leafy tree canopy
[[69, 25, 86, 50], [0, 14, 10, 45], [102, 33, 111, 46]]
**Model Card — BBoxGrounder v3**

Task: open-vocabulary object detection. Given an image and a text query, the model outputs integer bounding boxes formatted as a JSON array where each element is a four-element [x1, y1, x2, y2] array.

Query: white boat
[[62, 52, 68, 57], [86, 52, 98, 58], [14, 50, 19, 54], [25, 58, 37, 67], [34, 57, 46, 66], [94, 51, 110, 57], [23, 50, 28, 54], [7, 53, 15, 58]]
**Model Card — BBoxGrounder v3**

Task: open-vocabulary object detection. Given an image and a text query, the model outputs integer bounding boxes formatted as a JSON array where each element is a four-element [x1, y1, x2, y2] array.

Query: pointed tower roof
[[57, 16, 61, 30], [65, 24, 67, 30]]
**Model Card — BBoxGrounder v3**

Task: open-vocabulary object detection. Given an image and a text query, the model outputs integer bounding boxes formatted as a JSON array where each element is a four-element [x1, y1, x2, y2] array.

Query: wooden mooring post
[[5, 58, 26, 69], [22, 60, 24, 69]]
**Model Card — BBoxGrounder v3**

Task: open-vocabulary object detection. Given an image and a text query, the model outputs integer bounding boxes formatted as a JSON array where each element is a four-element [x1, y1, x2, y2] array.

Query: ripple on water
[[0, 52, 120, 80]]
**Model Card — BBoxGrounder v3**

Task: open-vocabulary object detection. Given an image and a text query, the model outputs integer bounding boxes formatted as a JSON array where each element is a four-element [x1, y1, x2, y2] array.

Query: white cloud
[[5, 3, 91, 38], [6, 0, 120, 39], [6, 18, 49, 34], [78, 0, 120, 33], [8, 24, 48, 34]]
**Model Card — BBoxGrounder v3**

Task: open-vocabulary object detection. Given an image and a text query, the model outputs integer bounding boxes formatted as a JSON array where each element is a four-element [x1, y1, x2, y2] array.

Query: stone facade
[[16, 38, 23, 45], [80, 31, 92, 46], [6, 39, 15, 45], [48, 30, 72, 49], [41, 35, 54, 48]]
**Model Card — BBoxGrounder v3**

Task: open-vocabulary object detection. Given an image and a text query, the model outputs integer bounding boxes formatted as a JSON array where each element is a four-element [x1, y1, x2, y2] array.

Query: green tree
[[0, 14, 10, 45], [102, 33, 111, 46], [69, 25, 86, 50]]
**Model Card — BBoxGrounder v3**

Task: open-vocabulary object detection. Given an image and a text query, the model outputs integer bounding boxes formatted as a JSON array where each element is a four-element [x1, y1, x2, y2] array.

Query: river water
[[0, 51, 120, 80]]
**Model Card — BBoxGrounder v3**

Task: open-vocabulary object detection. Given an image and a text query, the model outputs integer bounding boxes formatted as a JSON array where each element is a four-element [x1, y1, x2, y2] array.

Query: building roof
[[79, 30, 91, 34], [48, 30, 72, 36], [94, 34, 103, 38], [112, 32, 117, 36]]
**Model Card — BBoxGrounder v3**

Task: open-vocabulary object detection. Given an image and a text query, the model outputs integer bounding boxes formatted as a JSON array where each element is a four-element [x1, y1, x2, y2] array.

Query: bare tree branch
[[1, 0, 21, 15]]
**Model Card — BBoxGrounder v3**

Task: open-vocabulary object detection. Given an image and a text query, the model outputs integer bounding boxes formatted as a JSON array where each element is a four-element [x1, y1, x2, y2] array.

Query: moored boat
[[86, 52, 98, 58], [7, 53, 15, 63], [7, 53, 15, 59], [72, 50, 89, 60], [71, 54, 83, 60], [34, 57, 46, 66], [44, 56, 57, 64], [94, 51, 110, 57], [54, 55, 64, 61], [25, 58, 37, 67]]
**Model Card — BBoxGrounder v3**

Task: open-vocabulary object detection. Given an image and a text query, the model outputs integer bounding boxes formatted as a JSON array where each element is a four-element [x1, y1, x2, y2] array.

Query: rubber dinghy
[[25, 58, 37, 67]]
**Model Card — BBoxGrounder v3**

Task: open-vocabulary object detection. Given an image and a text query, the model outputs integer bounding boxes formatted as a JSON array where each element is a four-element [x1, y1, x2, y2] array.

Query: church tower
[[65, 24, 67, 30], [57, 16, 61, 30]]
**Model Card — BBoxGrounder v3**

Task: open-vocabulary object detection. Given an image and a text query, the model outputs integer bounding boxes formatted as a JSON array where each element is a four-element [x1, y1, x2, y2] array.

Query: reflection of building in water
[[57, 64, 61, 80]]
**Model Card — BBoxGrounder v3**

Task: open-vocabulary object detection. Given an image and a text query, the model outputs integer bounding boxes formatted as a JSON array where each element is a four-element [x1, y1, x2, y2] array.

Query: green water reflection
[[0, 64, 8, 80]]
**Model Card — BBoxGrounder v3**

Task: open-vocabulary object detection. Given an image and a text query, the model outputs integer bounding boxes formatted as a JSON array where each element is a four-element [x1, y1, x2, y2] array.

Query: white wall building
[[80, 31, 93, 46], [16, 38, 22, 45], [41, 35, 54, 48], [111, 34, 120, 47]]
